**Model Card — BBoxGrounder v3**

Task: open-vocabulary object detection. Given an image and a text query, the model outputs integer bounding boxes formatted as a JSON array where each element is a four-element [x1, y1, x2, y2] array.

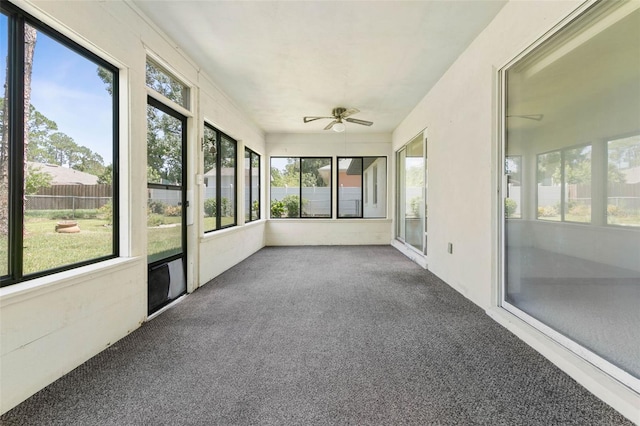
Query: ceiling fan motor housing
[[332, 107, 347, 117]]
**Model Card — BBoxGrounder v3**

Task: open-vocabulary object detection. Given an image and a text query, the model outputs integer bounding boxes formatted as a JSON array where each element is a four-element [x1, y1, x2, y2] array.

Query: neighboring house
[[27, 162, 98, 185]]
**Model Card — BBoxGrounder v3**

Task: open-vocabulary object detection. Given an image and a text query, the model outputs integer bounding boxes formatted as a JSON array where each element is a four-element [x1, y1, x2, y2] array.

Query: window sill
[[0, 257, 141, 307]]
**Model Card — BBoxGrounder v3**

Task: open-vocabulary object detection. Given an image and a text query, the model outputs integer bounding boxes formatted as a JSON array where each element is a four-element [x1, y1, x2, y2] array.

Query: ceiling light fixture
[[333, 121, 346, 133]]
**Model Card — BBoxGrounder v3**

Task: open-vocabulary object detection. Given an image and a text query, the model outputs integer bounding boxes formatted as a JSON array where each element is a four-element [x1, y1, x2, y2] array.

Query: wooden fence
[[26, 184, 112, 210]]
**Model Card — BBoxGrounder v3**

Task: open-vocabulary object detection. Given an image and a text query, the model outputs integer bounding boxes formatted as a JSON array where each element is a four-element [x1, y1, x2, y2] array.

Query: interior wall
[[392, 0, 582, 309], [0, 0, 266, 414], [265, 132, 393, 246]]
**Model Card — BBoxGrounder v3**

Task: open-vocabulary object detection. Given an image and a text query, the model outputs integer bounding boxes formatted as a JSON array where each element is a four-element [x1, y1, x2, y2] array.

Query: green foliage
[[282, 195, 301, 218], [504, 198, 517, 218], [148, 200, 166, 214], [146, 104, 183, 184], [204, 197, 231, 217], [270, 199, 285, 218], [98, 201, 112, 224], [204, 198, 217, 217], [24, 209, 99, 220], [252, 200, 259, 216], [25, 164, 52, 195], [97, 164, 113, 185]]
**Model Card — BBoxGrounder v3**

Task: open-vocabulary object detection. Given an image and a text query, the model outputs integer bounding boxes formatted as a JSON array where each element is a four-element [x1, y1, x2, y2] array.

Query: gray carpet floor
[[1, 246, 633, 425]]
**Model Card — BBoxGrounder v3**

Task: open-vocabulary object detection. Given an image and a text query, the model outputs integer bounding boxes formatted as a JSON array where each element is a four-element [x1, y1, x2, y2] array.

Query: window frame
[[244, 147, 260, 223], [203, 122, 237, 233], [0, 3, 119, 287], [270, 156, 332, 219], [337, 156, 387, 219]]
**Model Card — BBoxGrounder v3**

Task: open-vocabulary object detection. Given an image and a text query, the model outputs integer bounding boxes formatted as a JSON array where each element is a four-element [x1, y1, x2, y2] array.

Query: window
[[145, 59, 189, 110], [0, 5, 118, 285], [396, 135, 425, 253], [337, 157, 386, 218], [503, 1, 640, 385], [244, 147, 260, 222], [203, 123, 236, 232], [536, 146, 591, 223], [607, 135, 640, 227], [270, 157, 331, 218]]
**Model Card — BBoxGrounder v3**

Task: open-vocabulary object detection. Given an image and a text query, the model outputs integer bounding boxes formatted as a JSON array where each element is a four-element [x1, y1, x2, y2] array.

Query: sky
[[1, 17, 113, 164]]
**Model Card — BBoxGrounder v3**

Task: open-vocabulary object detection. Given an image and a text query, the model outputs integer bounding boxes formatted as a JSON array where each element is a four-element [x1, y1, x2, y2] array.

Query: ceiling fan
[[303, 107, 373, 132]]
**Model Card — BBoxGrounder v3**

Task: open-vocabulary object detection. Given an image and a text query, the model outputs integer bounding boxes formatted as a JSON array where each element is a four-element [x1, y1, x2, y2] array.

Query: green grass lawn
[[22, 217, 113, 274]]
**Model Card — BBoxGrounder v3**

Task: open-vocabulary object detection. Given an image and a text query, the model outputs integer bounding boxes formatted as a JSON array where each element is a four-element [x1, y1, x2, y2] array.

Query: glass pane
[[505, 156, 522, 219], [147, 187, 182, 263], [607, 135, 640, 226], [564, 145, 591, 223], [505, 3, 640, 379], [405, 137, 424, 251], [251, 152, 259, 221], [23, 25, 114, 275], [244, 148, 251, 222], [145, 59, 189, 109], [396, 149, 406, 240], [0, 12, 8, 276], [270, 157, 299, 218], [301, 158, 331, 217], [338, 158, 361, 217], [203, 125, 217, 232], [220, 134, 236, 227], [365, 157, 386, 218], [536, 152, 561, 221], [147, 105, 182, 185]]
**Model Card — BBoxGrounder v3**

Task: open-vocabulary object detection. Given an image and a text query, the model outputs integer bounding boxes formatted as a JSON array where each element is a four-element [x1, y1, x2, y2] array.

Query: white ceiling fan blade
[[324, 120, 338, 130], [303, 116, 333, 123], [345, 117, 373, 126], [340, 108, 360, 119]]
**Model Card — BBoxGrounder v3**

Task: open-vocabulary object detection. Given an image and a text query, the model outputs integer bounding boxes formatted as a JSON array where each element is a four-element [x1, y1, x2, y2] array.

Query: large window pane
[[608, 135, 640, 226], [504, 2, 640, 381], [22, 25, 115, 275], [220, 134, 236, 226], [203, 125, 217, 232], [405, 137, 424, 251], [301, 158, 331, 217], [250, 152, 260, 221], [338, 157, 386, 218], [270, 157, 300, 218], [244, 148, 260, 222], [203, 124, 236, 232]]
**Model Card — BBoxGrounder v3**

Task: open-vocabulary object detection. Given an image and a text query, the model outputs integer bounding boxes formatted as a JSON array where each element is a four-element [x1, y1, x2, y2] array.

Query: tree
[[0, 24, 36, 236], [25, 164, 52, 195]]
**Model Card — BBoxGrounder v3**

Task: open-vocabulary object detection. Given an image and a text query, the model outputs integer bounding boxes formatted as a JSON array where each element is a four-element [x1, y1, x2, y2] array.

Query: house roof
[[27, 162, 99, 185]]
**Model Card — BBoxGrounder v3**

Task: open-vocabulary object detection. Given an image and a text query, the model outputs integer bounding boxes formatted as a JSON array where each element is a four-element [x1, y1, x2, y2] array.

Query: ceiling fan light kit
[[303, 107, 373, 131]]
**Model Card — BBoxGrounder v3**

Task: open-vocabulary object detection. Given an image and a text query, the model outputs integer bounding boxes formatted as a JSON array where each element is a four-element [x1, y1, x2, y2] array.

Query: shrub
[[538, 205, 558, 217], [282, 195, 300, 218], [607, 204, 625, 217], [148, 200, 166, 214], [270, 200, 285, 218], [504, 198, 517, 218], [204, 198, 217, 217], [164, 205, 182, 217], [98, 201, 113, 224]]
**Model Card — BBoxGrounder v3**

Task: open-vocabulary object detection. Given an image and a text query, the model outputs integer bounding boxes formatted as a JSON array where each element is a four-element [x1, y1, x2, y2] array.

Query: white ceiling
[[131, 0, 507, 134]]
